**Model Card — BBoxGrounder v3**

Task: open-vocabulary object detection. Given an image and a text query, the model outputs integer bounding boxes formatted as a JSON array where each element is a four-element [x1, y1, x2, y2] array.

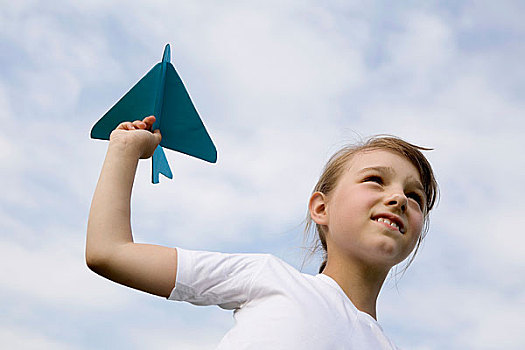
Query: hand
[[109, 116, 162, 159]]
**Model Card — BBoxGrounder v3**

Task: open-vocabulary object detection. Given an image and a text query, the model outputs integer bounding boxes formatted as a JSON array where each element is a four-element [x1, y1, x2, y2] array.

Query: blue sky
[[1, 1, 524, 349]]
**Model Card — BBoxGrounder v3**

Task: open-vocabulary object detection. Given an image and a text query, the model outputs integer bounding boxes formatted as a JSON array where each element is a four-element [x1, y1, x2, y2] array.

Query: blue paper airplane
[[91, 44, 217, 183]]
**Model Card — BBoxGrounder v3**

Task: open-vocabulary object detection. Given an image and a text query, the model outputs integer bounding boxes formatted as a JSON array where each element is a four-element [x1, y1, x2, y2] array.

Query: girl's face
[[314, 150, 426, 269]]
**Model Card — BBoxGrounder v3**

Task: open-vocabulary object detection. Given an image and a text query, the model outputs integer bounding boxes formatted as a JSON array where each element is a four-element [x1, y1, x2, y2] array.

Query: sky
[[1, 0, 524, 349]]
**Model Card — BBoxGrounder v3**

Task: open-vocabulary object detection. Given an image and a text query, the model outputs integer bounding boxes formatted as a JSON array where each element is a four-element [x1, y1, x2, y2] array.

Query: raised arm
[[86, 116, 177, 298]]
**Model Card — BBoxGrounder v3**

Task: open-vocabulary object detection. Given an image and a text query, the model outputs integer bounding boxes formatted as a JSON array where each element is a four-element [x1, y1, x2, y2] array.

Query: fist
[[110, 115, 162, 159]]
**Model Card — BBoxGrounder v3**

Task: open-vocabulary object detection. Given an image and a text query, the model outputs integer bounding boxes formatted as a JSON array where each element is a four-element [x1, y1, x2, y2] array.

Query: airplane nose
[[162, 43, 171, 63]]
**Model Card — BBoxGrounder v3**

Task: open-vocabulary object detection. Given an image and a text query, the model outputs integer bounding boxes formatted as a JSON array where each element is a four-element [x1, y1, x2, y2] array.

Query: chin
[[368, 240, 407, 266]]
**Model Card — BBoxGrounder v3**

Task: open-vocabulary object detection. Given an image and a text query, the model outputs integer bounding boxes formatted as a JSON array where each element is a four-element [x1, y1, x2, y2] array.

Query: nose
[[386, 192, 407, 213]]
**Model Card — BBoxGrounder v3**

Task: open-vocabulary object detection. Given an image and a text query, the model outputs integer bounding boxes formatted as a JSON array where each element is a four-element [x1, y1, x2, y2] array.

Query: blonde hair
[[305, 136, 439, 273]]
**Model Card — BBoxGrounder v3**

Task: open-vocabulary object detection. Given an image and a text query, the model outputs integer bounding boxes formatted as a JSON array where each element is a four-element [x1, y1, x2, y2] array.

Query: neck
[[322, 256, 389, 320]]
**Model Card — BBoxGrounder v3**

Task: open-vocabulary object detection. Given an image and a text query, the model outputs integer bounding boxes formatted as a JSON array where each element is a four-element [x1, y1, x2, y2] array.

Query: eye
[[363, 175, 383, 184], [407, 192, 423, 208]]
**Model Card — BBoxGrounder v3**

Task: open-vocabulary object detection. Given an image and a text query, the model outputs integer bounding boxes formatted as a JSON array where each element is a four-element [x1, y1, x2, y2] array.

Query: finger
[[143, 115, 156, 122], [117, 121, 135, 130], [143, 115, 156, 128], [132, 120, 146, 129]]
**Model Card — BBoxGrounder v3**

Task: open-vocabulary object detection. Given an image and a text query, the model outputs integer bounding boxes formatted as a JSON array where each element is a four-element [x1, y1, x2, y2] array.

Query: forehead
[[346, 150, 422, 183]]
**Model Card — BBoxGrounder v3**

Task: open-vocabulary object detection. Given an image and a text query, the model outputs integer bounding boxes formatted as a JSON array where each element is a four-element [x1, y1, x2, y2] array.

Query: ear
[[309, 192, 329, 226]]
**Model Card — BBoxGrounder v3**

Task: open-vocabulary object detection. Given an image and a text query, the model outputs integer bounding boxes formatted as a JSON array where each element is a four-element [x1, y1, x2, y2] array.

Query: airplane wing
[[159, 63, 217, 163], [91, 64, 161, 140]]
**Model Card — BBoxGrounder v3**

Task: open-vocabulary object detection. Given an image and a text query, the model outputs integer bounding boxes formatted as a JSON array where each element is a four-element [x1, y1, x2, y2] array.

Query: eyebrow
[[358, 166, 425, 192], [358, 166, 395, 176]]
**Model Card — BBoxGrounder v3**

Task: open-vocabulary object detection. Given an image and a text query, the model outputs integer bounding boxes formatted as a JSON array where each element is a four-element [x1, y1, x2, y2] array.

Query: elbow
[[85, 228, 113, 274], [85, 245, 111, 275], [85, 240, 130, 277], [85, 251, 104, 274]]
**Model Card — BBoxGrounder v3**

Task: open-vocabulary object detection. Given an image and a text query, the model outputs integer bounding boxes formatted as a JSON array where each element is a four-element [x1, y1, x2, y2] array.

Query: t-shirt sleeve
[[167, 248, 269, 310]]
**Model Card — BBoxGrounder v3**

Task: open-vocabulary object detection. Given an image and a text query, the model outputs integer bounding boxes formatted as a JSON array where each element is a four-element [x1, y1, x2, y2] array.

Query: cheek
[[331, 190, 375, 223], [410, 213, 425, 241]]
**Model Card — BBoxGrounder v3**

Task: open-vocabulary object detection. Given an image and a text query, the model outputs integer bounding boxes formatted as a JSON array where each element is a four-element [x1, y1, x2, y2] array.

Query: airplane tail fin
[[152, 145, 173, 184]]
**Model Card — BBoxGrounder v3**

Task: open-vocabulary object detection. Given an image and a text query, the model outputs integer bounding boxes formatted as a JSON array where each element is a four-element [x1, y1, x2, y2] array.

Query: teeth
[[376, 217, 401, 231]]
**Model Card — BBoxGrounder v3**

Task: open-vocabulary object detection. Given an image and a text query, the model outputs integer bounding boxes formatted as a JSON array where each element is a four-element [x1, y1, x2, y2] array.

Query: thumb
[[153, 129, 162, 145]]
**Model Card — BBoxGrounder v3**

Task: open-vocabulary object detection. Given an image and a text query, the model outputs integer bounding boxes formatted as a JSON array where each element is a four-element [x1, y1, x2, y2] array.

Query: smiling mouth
[[373, 217, 405, 234]]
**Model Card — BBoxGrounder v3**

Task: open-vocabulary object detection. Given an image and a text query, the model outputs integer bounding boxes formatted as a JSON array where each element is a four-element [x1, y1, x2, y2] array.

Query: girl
[[86, 115, 438, 349]]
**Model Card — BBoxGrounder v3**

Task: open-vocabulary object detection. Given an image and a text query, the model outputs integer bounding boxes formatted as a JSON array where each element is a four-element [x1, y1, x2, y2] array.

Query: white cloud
[[129, 321, 229, 350], [0, 235, 130, 310], [382, 281, 525, 349], [0, 83, 15, 167], [386, 12, 454, 75], [0, 326, 71, 350]]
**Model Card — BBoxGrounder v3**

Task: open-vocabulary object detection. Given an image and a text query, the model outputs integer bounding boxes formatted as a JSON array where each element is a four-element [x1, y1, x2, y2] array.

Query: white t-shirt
[[169, 248, 400, 350]]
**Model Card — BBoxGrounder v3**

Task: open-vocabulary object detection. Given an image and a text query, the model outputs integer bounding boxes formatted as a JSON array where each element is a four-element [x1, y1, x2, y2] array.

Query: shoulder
[[175, 247, 312, 294], [176, 247, 273, 272], [241, 254, 320, 298], [175, 247, 278, 291], [171, 248, 276, 308]]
